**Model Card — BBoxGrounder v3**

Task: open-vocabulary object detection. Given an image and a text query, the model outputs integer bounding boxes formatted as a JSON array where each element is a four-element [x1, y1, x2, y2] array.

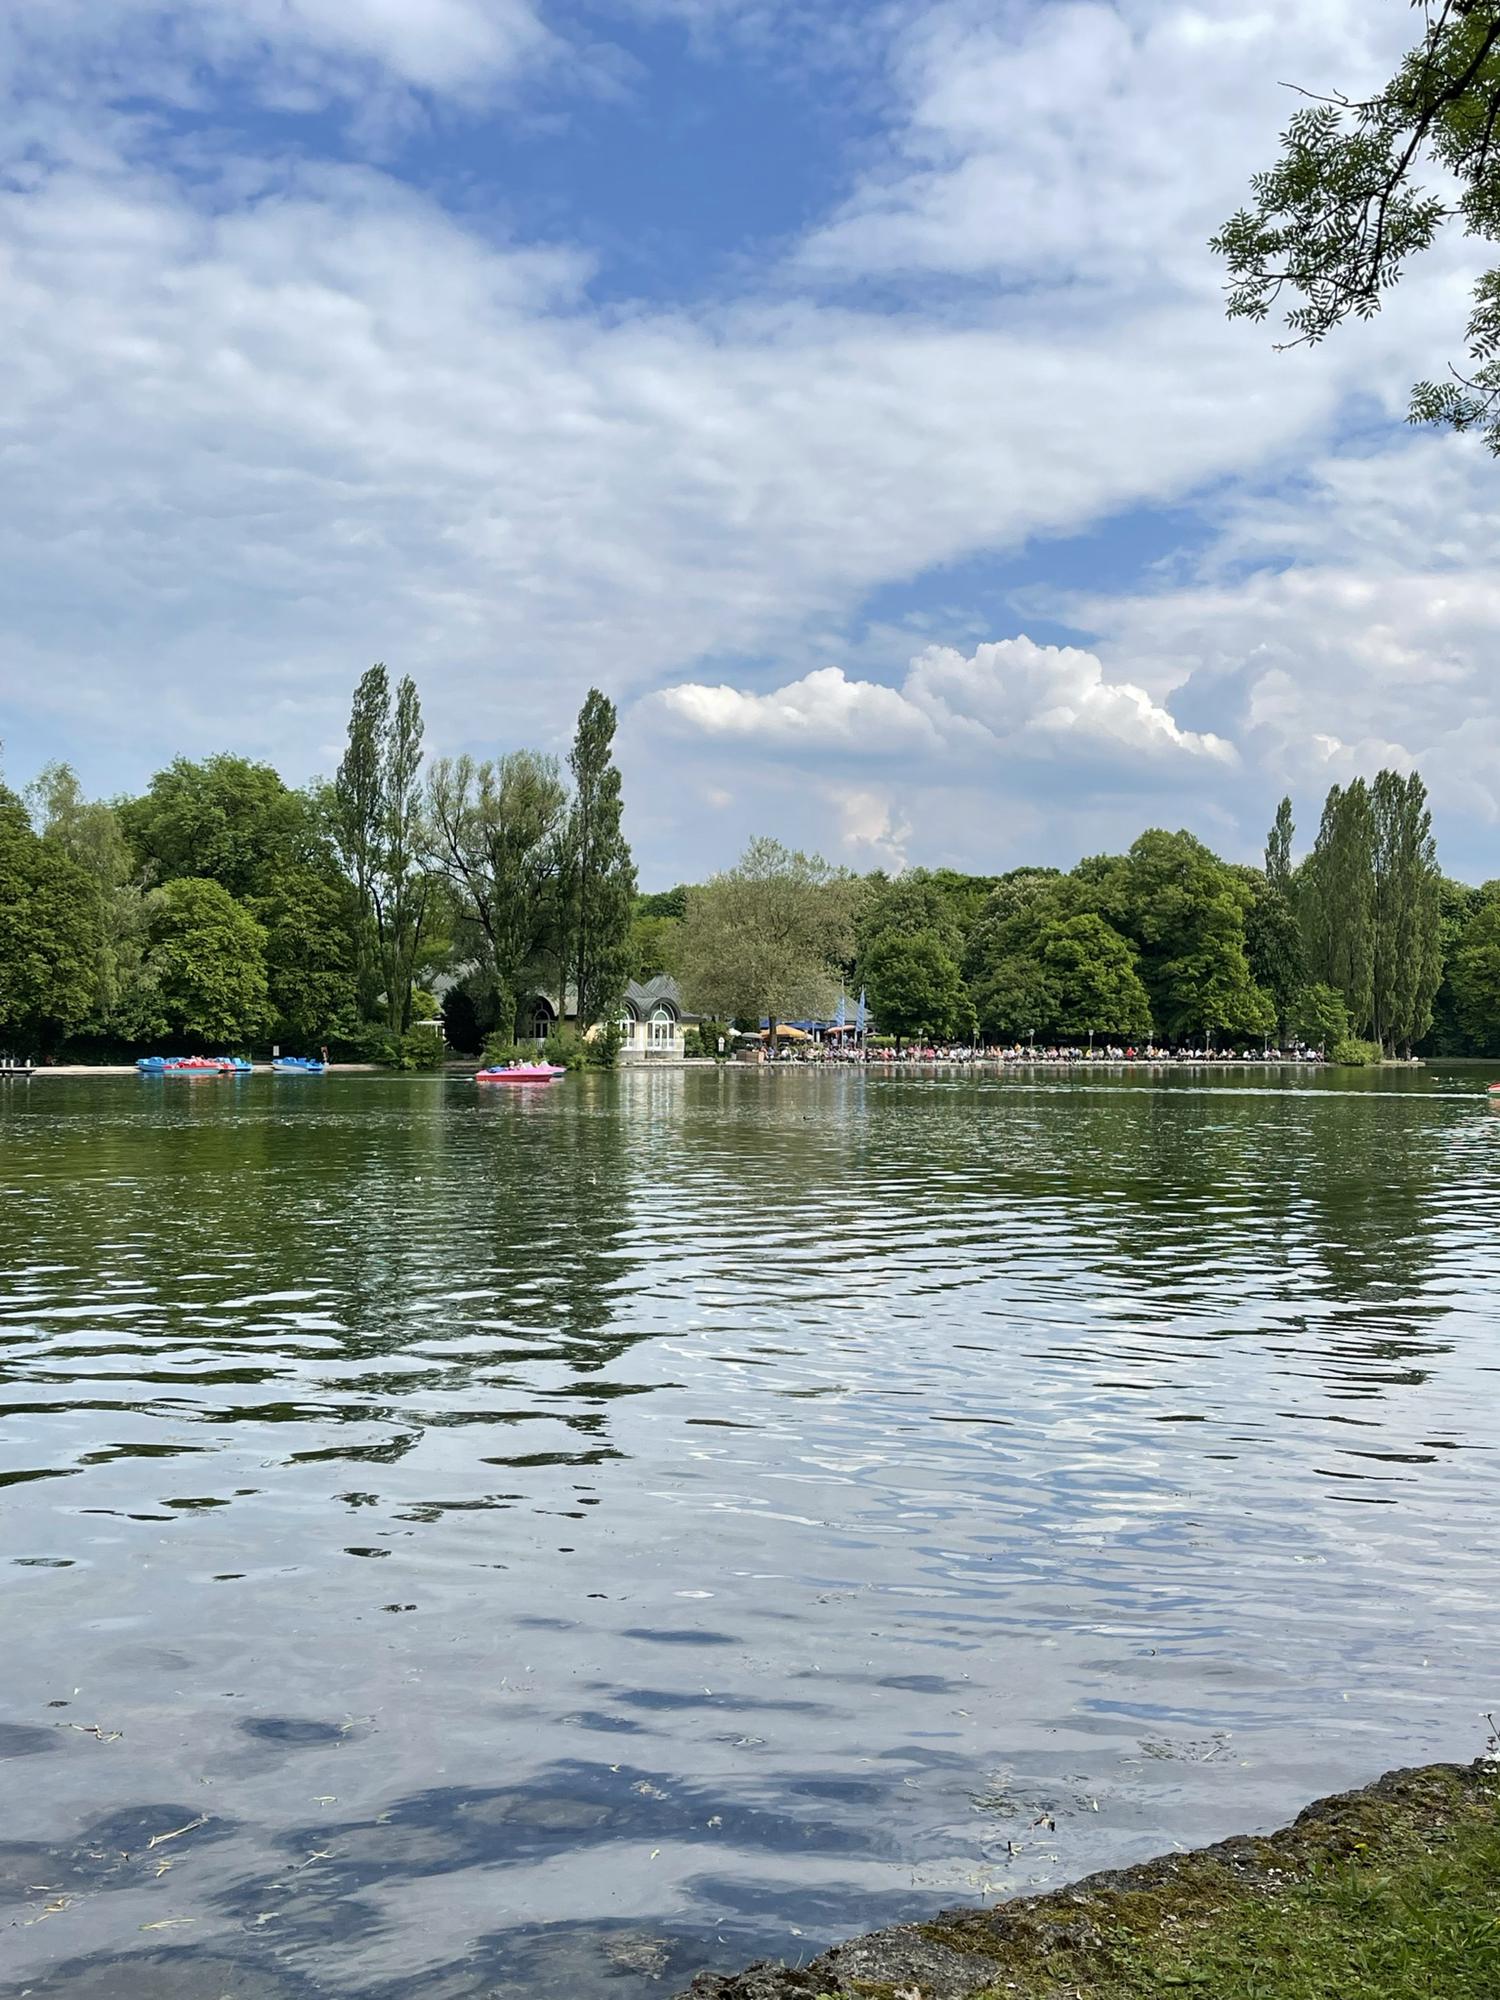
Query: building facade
[[613, 975, 693, 1061], [434, 969, 698, 1061]]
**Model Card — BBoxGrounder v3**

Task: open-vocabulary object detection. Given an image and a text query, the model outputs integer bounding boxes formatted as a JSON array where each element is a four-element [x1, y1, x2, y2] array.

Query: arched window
[[649, 1005, 676, 1050], [617, 1006, 638, 1045], [528, 998, 555, 1042]]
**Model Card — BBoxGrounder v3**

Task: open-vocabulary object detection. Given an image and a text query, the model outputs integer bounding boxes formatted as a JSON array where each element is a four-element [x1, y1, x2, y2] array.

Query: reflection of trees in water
[[3, 1080, 657, 1490], [291, 1079, 652, 1487], [827, 1073, 1463, 1401]]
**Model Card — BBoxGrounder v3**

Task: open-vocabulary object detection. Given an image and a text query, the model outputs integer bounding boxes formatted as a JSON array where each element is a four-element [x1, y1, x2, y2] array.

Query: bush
[[1291, 981, 1351, 1053], [685, 1019, 729, 1059], [587, 1019, 623, 1070], [481, 1034, 528, 1068], [324, 1018, 395, 1064], [1330, 1037, 1382, 1067], [383, 1026, 446, 1071], [541, 1028, 589, 1072]]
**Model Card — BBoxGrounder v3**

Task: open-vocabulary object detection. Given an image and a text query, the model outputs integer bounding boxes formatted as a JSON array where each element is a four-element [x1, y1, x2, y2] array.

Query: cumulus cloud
[[653, 667, 939, 751], [1062, 440, 1500, 851], [652, 638, 1235, 768]]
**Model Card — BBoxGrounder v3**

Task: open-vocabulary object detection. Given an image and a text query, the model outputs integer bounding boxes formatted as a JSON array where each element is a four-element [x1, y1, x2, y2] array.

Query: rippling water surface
[[2, 1067, 1498, 1997]]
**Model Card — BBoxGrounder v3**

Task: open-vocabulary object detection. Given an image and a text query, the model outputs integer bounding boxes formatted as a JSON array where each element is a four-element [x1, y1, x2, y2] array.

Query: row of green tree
[[0, 670, 636, 1060], [632, 771, 1500, 1059], [7, 707, 1498, 1063]]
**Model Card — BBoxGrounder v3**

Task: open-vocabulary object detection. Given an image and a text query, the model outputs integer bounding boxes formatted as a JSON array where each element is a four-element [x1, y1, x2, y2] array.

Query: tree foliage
[[1041, 912, 1154, 1042], [630, 912, 680, 982], [671, 837, 859, 1033], [1086, 830, 1273, 1044], [564, 689, 636, 1029], [0, 785, 101, 1047], [1450, 885, 1500, 1050], [121, 755, 321, 901], [969, 892, 1152, 1043], [27, 762, 151, 1033], [145, 877, 269, 1046], [330, 666, 436, 1033], [427, 750, 568, 1040], [1214, 1, 1500, 449], [862, 927, 973, 1044], [1300, 769, 1442, 1053], [1292, 981, 1352, 1054], [1245, 798, 1304, 1040], [250, 867, 359, 1047], [1371, 768, 1444, 1052], [857, 869, 965, 962]]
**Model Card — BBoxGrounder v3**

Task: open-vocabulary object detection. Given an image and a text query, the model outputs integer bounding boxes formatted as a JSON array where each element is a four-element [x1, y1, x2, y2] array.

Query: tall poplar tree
[[1301, 780, 1376, 1036], [332, 665, 434, 1034], [1266, 796, 1295, 896], [565, 690, 636, 1030], [1371, 769, 1443, 1055], [333, 666, 385, 1016], [1246, 796, 1303, 1042], [379, 675, 430, 1035]]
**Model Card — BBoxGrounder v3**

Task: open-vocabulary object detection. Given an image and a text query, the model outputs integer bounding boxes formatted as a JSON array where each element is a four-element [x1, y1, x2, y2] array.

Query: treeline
[[635, 772, 1500, 1060], [5, 700, 1496, 1066], [0, 670, 635, 1063]]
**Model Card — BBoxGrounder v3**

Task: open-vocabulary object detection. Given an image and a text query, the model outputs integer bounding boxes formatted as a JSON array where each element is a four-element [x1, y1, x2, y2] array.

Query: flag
[[835, 988, 847, 1029], [855, 988, 867, 1035]]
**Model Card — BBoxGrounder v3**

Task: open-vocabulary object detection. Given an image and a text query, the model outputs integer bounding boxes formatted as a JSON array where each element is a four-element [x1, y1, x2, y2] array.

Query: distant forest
[[2, 666, 1496, 1062]]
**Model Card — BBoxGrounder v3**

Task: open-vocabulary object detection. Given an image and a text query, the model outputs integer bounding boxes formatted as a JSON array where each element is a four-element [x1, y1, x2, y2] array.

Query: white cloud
[[798, 0, 1407, 291], [652, 638, 1235, 768], [1, 0, 1499, 887], [1060, 439, 1500, 851], [0, 0, 556, 111], [653, 667, 938, 750], [829, 784, 913, 871], [0, 129, 1359, 788]]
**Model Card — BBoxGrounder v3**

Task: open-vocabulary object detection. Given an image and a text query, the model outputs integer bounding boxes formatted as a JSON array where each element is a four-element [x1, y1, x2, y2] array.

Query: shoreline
[[1, 1062, 384, 1078], [4, 1056, 1427, 1079], [676, 1758, 1498, 1999]]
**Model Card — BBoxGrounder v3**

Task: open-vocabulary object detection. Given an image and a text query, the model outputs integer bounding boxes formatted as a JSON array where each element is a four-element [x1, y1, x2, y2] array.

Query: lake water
[[2, 1066, 1498, 1998]]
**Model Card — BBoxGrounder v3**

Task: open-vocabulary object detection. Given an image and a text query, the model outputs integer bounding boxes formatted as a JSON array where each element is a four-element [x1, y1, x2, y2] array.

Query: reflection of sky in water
[[0, 1068, 1497, 1998]]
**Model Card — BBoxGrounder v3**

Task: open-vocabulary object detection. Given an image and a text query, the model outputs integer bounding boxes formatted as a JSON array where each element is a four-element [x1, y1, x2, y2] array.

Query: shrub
[[481, 1035, 528, 1068], [383, 1026, 446, 1071], [587, 1019, 623, 1070], [324, 1018, 395, 1064], [1292, 981, 1351, 1053], [541, 1028, 589, 1072], [1331, 1036, 1382, 1067]]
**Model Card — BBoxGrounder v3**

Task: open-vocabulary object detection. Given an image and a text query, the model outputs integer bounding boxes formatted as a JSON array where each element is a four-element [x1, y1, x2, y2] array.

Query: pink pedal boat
[[474, 1063, 567, 1084]]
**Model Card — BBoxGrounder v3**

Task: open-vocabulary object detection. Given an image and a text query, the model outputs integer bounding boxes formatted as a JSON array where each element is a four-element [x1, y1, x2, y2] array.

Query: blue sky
[[2, 0, 1499, 886]]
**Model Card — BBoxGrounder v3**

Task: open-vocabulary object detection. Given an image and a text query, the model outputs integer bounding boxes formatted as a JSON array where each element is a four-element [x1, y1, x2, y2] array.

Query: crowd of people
[[755, 1040, 1327, 1066]]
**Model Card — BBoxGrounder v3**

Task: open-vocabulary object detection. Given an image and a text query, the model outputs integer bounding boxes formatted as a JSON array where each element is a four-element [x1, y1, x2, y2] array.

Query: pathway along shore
[[675, 1758, 1498, 1999]]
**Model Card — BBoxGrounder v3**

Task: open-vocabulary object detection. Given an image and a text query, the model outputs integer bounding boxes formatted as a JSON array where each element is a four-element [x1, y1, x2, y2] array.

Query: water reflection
[[1, 1067, 1497, 1998]]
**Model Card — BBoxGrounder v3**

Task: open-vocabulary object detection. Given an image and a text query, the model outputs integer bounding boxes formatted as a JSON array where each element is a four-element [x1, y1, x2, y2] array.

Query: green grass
[[955, 1763, 1500, 2000], [1094, 1824, 1500, 1997]]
